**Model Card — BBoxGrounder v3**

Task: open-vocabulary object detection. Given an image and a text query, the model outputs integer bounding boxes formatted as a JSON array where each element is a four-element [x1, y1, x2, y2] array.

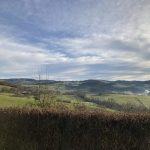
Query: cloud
[[0, 0, 149, 36], [0, 0, 150, 80], [0, 33, 150, 80], [0, 37, 72, 77]]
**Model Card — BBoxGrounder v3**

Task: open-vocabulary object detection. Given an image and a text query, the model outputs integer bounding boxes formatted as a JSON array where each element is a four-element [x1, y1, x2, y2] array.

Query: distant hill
[[1, 78, 150, 95], [76, 80, 150, 94], [1, 78, 56, 85]]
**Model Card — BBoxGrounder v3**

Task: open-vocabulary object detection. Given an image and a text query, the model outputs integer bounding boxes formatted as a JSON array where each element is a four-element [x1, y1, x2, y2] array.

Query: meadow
[[0, 93, 34, 107], [0, 91, 150, 112], [89, 94, 150, 108]]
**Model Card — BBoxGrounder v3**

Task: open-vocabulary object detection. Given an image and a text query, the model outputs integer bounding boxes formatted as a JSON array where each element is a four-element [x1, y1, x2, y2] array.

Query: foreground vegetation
[[0, 108, 150, 150]]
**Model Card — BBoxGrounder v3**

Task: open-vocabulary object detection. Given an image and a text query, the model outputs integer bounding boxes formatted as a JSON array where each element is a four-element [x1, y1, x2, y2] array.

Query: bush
[[0, 108, 150, 150]]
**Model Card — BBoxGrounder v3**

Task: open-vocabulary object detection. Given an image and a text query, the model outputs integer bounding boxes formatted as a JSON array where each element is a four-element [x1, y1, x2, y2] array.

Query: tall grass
[[0, 108, 150, 150]]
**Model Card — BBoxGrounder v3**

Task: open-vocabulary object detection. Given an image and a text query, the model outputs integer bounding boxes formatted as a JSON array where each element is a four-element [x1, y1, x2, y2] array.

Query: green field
[[0, 93, 34, 107], [90, 94, 150, 108], [0, 84, 150, 111]]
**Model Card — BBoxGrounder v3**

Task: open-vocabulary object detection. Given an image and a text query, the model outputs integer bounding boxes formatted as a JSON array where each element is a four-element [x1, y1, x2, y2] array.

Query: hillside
[[2, 78, 150, 95]]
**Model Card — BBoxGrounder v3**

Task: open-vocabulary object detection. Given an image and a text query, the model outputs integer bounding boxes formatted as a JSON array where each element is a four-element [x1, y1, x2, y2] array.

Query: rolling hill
[[1, 78, 150, 96]]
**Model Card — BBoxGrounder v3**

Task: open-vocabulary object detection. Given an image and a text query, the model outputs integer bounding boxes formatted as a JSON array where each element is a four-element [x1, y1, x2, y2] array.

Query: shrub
[[0, 108, 150, 150]]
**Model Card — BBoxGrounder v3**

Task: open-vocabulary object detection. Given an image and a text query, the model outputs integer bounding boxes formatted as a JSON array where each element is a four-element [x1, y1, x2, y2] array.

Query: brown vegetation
[[0, 108, 150, 150]]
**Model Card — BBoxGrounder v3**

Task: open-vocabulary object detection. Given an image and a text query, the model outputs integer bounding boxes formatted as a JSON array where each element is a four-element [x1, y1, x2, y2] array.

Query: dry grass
[[0, 108, 150, 150]]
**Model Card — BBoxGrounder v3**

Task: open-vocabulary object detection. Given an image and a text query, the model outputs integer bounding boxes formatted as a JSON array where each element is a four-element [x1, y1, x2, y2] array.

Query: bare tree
[[33, 65, 61, 107]]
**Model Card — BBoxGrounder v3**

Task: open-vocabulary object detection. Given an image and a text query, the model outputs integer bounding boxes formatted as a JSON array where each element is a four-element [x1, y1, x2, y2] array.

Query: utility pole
[[38, 70, 41, 102]]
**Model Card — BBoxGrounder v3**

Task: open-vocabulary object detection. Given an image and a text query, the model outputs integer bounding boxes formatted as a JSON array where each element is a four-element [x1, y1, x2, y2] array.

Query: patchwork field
[[0, 91, 150, 112]]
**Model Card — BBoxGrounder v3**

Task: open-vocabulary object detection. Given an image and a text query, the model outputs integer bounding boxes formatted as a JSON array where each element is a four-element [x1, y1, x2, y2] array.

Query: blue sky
[[0, 0, 150, 80]]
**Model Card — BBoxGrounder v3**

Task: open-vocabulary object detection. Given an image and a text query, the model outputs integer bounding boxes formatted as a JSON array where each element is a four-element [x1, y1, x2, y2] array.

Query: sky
[[0, 0, 150, 81]]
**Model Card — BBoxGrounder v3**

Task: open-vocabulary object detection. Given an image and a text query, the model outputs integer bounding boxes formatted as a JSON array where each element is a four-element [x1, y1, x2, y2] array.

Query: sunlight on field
[[0, 93, 34, 107]]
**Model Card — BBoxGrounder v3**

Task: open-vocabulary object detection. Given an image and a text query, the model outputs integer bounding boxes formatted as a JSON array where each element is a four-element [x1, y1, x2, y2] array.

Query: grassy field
[[0, 92, 150, 111], [90, 94, 150, 108], [0, 92, 101, 112], [0, 93, 34, 107], [0, 84, 11, 89]]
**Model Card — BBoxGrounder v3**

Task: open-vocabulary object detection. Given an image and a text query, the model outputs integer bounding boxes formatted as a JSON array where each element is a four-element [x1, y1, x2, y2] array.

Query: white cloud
[[0, 0, 150, 80], [0, 37, 71, 77], [112, 74, 150, 81]]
